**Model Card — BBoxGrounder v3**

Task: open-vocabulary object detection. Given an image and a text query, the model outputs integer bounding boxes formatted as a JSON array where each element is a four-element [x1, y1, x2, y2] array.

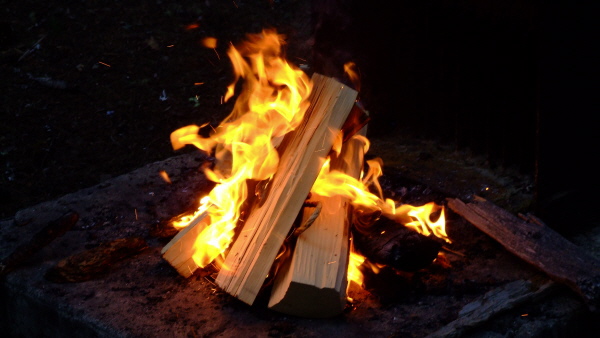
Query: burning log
[[268, 119, 368, 317], [447, 195, 600, 311], [267, 194, 351, 317], [352, 214, 443, 273], [214, 73, 358, 305]]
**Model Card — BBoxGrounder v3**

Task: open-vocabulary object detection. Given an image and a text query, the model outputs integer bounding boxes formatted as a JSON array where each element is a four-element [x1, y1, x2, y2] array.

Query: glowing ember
[[201, 37, 217, 49]]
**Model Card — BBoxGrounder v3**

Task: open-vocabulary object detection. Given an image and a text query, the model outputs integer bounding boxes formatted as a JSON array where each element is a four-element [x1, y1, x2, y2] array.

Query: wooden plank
[[268, 122, 368, 317], [427, 278, 558, 338], [215, 73, 358, 305], [447, 195, 600, 311]]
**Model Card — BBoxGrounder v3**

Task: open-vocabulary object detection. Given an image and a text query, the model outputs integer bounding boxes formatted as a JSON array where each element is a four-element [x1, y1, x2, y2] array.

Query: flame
[[311, 157, 381, 211], [309, 141, 450, 286], [309, 154, 449, 287], [344, 62, 361, 93], [393, 202, 449, 242], [169, 29, 312, 269], [356, 158, 450, 243], [347, 251, 367, 287], [310, 153, 450, 242], [169, 29, 449, 287]]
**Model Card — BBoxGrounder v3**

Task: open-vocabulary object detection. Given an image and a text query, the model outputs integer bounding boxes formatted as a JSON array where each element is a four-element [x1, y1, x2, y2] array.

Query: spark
[[159, 170, 172, 184], [185, 23, 199, 30]]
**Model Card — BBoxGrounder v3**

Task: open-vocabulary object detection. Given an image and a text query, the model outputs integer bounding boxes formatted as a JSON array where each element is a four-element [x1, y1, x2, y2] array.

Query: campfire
[[160, 29, 450, 317], [2, 28, 599, 336]]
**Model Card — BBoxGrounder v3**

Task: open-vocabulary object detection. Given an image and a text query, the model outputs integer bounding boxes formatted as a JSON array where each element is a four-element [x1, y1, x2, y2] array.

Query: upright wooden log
[[268, 122, 368, 317], [215, 74, 358, 305], [447, 195, 600, 311]]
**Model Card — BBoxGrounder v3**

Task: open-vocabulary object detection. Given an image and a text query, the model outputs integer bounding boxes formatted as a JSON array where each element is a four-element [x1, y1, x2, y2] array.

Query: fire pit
[[2, 127, 598, 336]]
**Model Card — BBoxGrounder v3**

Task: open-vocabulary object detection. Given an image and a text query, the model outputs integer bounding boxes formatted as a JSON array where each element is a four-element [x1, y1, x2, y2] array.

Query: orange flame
[[344, 62, 361, 93]]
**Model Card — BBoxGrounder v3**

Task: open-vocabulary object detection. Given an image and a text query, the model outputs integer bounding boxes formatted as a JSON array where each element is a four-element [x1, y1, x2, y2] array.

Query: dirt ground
[[1, 0, 313, 219]]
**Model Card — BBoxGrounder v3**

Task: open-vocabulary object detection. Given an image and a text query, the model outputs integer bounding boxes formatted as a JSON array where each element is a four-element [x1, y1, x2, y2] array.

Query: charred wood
[[447, 195, 600, 312], [352, 214, 443, 272], [427, 278, 558, 338]]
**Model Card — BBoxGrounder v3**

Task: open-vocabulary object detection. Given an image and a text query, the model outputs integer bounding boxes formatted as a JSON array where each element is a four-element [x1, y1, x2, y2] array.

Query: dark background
[[310, 0, 598, 229], [1, 1, 597, 229], [0, 0, 312, 219]]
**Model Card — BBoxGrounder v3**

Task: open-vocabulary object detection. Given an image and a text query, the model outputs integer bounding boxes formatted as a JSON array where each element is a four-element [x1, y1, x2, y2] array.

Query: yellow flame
[[388, 202, 450, 243], [311, 159, 381, 212], [308, 142, 449, 286], [169, 29, 312, 268], [347, 251, 383, 289], [347, 252, 367, 287]]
